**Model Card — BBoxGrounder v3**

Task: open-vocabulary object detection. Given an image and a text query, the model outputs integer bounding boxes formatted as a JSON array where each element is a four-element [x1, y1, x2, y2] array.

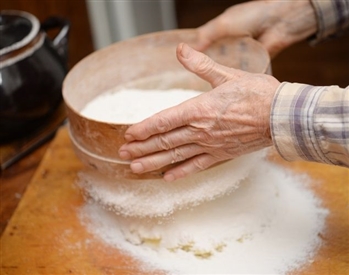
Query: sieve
[[63, 29, 271, 180]]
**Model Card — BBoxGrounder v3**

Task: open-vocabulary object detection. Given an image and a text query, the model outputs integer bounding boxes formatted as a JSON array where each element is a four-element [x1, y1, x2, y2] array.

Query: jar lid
[[0, 10, 40, 56]]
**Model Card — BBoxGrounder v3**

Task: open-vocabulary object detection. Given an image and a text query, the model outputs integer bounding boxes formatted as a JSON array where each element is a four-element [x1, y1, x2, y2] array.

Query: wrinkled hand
[[195, 0, 317, 58], [118, 43, 280, 182]]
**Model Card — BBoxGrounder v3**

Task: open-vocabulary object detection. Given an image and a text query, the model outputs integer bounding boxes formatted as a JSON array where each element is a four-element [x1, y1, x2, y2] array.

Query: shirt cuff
[[310, 0, 349, 44], [271, 82, 349, 167]]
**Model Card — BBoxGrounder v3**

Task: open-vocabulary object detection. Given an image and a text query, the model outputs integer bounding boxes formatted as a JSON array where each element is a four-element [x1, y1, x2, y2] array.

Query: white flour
[[79, 160, 328, 274], [81, 88, 202, 123]]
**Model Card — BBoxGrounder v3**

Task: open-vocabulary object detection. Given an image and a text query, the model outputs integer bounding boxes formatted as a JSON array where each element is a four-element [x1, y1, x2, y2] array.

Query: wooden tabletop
[[0, 140, 50, 235]]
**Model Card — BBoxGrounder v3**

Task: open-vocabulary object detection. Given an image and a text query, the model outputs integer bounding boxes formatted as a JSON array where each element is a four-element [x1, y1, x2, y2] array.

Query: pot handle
[[41, 16, 70, 66]]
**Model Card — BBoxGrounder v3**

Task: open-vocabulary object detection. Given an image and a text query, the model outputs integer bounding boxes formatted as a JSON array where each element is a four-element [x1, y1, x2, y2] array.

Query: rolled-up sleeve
[[271, 1, 349, 167], [310, 0, 349, 43], [271, 83, 349, 168]]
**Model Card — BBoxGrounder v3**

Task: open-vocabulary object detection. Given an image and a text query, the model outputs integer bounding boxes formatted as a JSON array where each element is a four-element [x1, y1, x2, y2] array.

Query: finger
[[124, 103, 190, 142], [129, 144, 205, 174], [176, 43, 241, 88], [162, 153, 219, 182], [194, 26, 221, 52], [194, 4, 260, 52], [257, 32, 289, 59], [195, 15, 234, 51], [119, 126, 194, 160]]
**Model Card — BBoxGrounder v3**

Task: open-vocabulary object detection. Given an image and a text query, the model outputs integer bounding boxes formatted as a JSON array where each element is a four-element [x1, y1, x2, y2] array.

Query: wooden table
[[0, 140, 50, 235], [0, 126, 348, 275]]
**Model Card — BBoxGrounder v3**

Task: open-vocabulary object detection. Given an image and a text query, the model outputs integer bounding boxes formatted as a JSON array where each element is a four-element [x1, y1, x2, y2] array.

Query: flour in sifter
[[81, 88, 202, 123]]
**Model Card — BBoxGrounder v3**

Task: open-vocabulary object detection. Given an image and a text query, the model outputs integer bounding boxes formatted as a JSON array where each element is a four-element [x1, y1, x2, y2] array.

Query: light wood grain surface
[[0, 126, 348, 275]]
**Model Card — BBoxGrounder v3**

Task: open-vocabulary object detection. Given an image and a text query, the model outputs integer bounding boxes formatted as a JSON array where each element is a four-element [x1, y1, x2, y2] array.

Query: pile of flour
[[79, 160, 328, 274]]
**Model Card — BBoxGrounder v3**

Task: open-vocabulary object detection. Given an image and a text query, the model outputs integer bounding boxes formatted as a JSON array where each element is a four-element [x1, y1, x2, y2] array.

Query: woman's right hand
[[195, 0, 317, 58], [118, 43, 280, 182]]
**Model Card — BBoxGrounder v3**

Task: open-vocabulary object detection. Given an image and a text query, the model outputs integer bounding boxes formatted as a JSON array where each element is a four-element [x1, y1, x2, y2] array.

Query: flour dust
[[77, 150, 265, 218]]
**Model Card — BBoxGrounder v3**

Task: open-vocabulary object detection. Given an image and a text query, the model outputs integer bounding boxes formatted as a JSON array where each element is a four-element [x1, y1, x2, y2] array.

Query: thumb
[[176, 43, 239, 88], [257, 33, 290, 59]]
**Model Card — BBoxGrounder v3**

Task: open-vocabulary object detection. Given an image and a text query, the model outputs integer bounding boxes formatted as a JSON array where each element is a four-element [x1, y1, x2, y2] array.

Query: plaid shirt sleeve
[[271, 83, 349, 167], [310, 0, 349, 43], [270, 1, 349, 167]]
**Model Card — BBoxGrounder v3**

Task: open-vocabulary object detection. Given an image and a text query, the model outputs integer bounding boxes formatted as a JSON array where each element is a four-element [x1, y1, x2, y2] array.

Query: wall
[[85, 0, 177, 50]]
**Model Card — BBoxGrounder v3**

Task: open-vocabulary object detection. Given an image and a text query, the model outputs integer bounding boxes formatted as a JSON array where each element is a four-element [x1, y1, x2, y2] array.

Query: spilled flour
[[78, 159, 328, 274]]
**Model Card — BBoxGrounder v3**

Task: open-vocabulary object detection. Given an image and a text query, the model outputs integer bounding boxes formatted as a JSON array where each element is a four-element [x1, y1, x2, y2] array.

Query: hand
[[118, 43, 280, 182], [195, 0, 317, 58]]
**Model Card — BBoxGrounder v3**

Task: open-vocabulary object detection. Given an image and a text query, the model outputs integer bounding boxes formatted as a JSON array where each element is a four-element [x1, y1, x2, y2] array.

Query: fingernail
[[125, 134, 135, 142], [130, 162, 144, 173], [119, 150, 132, 160], [180, 43, 191, 59], [164, 173, 176, 182]]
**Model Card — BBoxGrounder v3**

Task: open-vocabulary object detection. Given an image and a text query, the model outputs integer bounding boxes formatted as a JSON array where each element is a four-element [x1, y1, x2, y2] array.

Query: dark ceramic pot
[[0, 10, 69, 143]]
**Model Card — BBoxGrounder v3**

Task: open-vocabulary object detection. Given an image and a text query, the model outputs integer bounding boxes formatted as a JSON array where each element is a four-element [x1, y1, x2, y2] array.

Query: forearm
[[271, 82, 349, 167]]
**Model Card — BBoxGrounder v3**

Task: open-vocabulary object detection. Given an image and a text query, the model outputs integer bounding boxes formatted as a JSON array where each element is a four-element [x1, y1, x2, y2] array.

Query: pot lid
[[0, 10, 40, 56]]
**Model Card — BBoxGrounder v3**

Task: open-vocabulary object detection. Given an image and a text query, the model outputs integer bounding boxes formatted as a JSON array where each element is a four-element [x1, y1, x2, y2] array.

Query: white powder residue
[[78, 150, 265, 217], [79, 160, 328, 274], [81, 88, 202, 123]]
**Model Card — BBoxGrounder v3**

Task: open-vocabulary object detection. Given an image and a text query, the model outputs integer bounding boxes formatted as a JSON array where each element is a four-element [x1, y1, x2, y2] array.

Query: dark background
[[1, 0, 348, 87]]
